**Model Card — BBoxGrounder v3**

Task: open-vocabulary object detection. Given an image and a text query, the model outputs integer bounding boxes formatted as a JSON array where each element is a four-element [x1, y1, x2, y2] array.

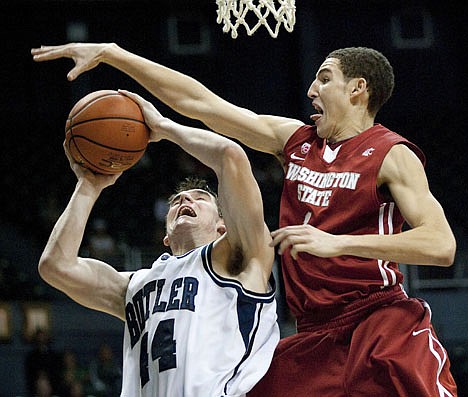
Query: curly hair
[[327, 47, 394, 116]]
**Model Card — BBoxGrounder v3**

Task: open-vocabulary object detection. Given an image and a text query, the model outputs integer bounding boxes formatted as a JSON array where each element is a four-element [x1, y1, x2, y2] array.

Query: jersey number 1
[[140, 318, 177, 387]]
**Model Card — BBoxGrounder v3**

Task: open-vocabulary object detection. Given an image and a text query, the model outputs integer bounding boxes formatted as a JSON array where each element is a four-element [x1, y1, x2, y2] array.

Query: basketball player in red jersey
[[32, 43, 458, 396]]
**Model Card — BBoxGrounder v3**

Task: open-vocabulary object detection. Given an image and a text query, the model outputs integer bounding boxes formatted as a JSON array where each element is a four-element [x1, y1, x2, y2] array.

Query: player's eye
[[168, 195, 181, 206]]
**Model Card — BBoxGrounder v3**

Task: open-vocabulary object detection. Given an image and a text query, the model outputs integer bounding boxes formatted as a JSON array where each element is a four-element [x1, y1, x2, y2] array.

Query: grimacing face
[[165, 189, 222, 237]]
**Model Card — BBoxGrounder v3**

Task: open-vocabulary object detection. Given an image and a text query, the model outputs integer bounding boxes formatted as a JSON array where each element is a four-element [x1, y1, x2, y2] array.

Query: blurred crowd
[[25, 330, 121, 397]]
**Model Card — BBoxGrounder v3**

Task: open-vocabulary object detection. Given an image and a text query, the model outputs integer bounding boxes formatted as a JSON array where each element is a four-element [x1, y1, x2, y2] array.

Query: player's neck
[[169, 236, 212, 256], [327, 116, 374, 144]]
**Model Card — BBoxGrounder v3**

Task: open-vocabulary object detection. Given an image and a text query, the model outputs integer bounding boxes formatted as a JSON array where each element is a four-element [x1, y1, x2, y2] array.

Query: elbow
[[221, 142, 248, 166], [220, 144, 251, 177], [435, 235, 457, 267], [38, 255, 51, 282], [38, 253, 59, 284]]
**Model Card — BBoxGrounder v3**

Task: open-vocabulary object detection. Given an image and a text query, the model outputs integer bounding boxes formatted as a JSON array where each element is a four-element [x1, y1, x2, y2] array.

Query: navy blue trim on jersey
[[175, 248, 197, 259], [199, 241, 274, 396], [200, 243, 276, 303], [237, 298, 258, 349], [224, 302, 264, 395]]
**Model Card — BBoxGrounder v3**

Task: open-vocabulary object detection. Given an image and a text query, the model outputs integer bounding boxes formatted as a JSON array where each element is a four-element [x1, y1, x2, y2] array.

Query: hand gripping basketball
[[65, 90, 150, 174]]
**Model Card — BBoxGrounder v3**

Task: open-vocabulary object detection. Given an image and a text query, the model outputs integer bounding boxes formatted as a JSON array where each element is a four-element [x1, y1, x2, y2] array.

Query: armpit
[[228, 245, 245, 276]]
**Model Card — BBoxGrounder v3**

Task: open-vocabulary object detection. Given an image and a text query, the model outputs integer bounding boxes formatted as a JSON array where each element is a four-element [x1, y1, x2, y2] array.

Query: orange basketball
[[65, 90, 150, 174]]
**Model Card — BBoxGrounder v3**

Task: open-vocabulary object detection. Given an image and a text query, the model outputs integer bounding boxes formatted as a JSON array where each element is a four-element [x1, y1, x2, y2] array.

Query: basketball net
[[216, 0, 296, 38]]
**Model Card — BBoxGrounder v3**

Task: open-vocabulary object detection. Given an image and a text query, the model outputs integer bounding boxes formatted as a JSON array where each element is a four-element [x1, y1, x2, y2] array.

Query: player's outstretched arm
[[31, 43, 302, 157], [38, 144, 130, 320]]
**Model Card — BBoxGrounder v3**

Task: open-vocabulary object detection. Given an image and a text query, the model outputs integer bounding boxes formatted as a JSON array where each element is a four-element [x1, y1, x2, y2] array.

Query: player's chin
[[174, 216, 197, 227], [313, 119, 323, 134], [315, 123, 331, 140], [316, 127, 326, 139]]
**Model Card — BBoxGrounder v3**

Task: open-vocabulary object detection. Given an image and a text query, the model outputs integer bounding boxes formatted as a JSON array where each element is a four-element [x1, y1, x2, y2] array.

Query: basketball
[[65, 90, 150, 174]]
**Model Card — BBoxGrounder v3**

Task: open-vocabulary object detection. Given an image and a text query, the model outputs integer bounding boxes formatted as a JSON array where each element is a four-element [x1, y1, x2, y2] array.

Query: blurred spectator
[[34, 370, 55, 397], [86, 218, 117, 260], [83, 218, 126, 270], [24, 329, 61, 397], [88, 343, 122, 397], [38, 192, 63, 239], [451, 345, 468, 396], [67, 381, 85, 397], [0, 258, 18, 299], [58, 350, 89, 397], [153, 196, 168, 226]]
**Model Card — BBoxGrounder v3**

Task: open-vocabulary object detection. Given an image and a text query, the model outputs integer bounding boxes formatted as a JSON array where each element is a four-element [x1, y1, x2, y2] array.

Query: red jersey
[[279, 124, 425, 320]]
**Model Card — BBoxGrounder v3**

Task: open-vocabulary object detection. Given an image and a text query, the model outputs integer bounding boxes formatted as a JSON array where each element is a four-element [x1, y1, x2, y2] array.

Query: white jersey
[[121, 242, 280, 397]]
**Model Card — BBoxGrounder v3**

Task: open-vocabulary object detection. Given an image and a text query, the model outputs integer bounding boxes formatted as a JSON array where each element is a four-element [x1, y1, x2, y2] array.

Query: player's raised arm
[[123, 90, 274, 291], [38, 144, 130, 320], [31, 43, 303, 157]]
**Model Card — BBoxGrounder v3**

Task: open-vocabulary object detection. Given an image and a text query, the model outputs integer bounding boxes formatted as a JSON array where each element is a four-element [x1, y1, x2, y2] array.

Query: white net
[[216, 0, 296, 39]]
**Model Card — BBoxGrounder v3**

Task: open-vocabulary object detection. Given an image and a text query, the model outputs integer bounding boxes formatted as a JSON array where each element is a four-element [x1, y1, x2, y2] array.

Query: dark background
[[0, 1, 467, 395], [2, 1, 467, 246]]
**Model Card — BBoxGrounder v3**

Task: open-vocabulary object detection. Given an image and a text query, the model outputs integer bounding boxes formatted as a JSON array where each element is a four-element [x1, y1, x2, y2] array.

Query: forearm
[[158, 119, 235, 173], [103, 45, 293, 155], [338, 226, 456, 266], [104, 44, 210, 119], [38, 178, 128, 319], [39, 180, 101, 278]]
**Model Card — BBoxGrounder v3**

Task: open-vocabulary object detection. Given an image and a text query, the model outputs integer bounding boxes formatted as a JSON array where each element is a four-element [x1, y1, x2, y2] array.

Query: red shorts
[[248, 297, 457, 397]]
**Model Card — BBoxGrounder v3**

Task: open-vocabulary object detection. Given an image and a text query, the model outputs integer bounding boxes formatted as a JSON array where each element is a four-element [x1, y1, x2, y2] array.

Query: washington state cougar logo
[[362, 148, 375, 157]]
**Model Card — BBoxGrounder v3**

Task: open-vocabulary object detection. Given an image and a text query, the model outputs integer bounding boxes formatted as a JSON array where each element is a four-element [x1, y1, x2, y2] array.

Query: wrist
[[101, 43, 120, 63], [76, 178, 103, 199], [149, 118, 175, 142]]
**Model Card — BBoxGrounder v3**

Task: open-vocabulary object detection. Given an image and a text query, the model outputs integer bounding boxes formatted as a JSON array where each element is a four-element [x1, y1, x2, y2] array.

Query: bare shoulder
[[119, 271, 134, 280], [378, 144, 425, 186], [260, 115, 304, 144]]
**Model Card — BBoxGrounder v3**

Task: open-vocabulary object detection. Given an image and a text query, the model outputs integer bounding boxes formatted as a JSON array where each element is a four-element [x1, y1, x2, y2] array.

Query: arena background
[[1, 1, 467, 395]]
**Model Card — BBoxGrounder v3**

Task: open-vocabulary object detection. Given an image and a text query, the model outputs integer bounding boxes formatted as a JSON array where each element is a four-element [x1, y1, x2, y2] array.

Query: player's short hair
[[327, 47, 394, 116], [169, 177, 222, 217]]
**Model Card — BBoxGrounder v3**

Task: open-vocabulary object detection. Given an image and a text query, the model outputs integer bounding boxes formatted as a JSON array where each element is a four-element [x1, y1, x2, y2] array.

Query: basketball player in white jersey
[[38, 90, 279, 396]]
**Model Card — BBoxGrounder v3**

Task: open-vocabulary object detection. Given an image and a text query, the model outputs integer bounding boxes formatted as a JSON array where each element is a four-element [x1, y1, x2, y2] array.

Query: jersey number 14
[[140, 318, 177, 387]]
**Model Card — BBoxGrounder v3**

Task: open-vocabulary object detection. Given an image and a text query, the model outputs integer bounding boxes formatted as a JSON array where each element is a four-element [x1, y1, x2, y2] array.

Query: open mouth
[[311, 102, 323, 122], [177, 206, 196, 218]]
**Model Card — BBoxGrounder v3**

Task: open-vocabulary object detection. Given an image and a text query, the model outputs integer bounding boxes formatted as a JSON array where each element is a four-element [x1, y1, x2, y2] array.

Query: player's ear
[[163, 235, 170, 247], [217, 223, 226, 236], [350, 77, 367, 97]]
